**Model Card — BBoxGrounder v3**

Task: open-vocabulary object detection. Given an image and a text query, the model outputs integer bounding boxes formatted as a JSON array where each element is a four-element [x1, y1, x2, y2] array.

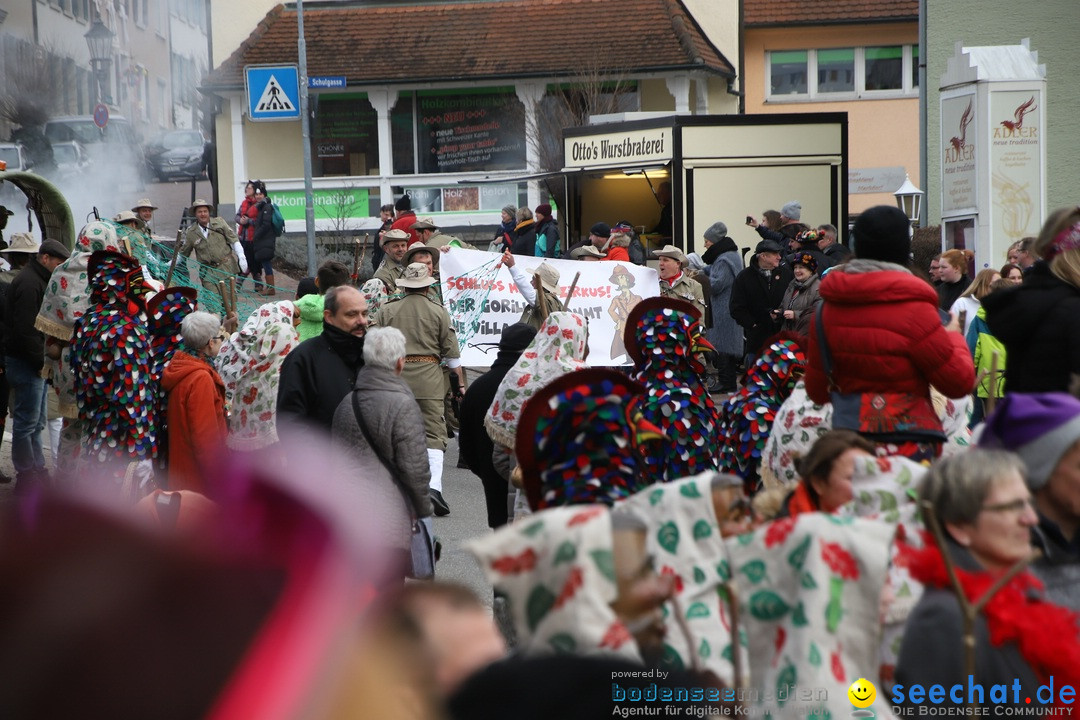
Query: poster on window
[[416, 90, 526, 174], [990, 90, 1043, 245]]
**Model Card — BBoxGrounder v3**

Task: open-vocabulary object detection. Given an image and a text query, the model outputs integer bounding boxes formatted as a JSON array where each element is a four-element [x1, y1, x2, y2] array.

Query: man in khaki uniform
[[379, 262, 464, 516], [653, 244, 706, 317], [500, 250, 563, 330], [131, 198, 157, 234], [373, 228, 409, 298], [412, 217, 476, 250], [178, 199, 242, 292], [405, 243, 443, 305]]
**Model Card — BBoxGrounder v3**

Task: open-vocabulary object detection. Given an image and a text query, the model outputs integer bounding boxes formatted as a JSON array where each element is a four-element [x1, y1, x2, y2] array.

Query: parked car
[[50, 140, 91, 179], [0, 143, 33, 173], [143, 129, 207, 181], [44, 115, 144, 186]]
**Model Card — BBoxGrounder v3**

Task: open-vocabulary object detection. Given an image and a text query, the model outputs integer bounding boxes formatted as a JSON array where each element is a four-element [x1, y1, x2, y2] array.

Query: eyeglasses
[[214, 333, 228, 342], [980, 497, 1036, 514]]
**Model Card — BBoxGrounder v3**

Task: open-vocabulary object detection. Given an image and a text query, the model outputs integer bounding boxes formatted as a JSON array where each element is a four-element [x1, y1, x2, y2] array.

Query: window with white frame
[[767, 45, 919, 101]]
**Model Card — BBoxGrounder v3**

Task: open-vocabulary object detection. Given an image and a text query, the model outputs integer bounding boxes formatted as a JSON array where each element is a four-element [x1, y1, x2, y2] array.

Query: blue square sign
[[245, 65, 301, 121]]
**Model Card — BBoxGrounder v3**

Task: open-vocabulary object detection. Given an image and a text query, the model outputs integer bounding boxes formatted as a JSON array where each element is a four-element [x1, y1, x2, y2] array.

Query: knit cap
[[977, 392, 1080, 489], [781, 201, 802, 221]]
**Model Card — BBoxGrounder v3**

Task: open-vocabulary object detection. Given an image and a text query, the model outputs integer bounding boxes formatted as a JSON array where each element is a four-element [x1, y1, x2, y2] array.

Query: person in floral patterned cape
[[217, 301, 299, 451], [515, 369, 664, 510], [624, 297, 722, 482], [614, 472, 753, 687], [71, 250, 158, 496], [727, 512, 897, 718], [466, 504, 672, 665], [717, 338, 806, 492]]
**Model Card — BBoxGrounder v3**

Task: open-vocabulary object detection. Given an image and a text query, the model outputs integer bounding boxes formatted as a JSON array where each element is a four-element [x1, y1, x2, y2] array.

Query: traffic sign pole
[[296, 0, 317, 276]]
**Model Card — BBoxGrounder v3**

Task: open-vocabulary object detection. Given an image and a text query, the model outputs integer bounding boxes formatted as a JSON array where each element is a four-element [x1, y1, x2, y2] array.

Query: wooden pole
[[534, 272, 548, 319], [164, 229, 183, 288], [228, 276, 238, 312], [352, 236, 362, 286], [217, 280, 232, 316], [561, 271, 582, 312]]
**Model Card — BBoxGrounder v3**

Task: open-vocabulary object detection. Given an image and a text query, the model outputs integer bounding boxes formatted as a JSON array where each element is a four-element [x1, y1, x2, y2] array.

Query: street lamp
[[894, 173, 924, 228], [84, 19, 115, 105]]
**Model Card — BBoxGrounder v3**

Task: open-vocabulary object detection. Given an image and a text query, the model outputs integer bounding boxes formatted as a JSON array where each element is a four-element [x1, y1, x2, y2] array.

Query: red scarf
[[903, 537, 1080, 701], [665, 270, 683, 287]]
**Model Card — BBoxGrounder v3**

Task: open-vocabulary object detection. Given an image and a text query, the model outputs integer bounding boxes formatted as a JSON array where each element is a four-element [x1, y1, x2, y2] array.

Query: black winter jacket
[[729, 256, 794, 355], [2, 259, 50, 370], [510, 220, 536, 257], [253, 198, 277, 263], [983, 261, 1080, 393], [277, 321, 365, 434]]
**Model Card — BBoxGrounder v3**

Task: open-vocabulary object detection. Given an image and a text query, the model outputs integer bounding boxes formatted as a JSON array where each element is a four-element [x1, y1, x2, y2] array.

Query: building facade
[[742, 0, 919, 216], [202, 0, 739, 233], [0, 0, 210, 143]]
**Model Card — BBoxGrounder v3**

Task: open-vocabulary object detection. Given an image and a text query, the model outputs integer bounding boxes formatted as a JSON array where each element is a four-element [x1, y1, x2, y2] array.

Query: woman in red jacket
[[161, 311, 229, 493], [805, 206, 975, 461]]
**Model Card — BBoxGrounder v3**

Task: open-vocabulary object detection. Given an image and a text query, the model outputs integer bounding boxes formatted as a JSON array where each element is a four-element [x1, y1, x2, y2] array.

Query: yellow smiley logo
[[847, 677, 876, 708]]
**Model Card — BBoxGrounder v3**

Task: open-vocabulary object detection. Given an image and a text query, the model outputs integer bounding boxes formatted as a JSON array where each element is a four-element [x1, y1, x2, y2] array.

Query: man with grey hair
[[332, 326, 433, 587], [701, 221, 743, 393], [278, 284, 369, 435], [816, 223, 851, 264]]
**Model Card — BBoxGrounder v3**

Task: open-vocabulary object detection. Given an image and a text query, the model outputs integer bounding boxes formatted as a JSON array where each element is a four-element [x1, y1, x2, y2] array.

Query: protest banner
[[439, 248, 660, 366]]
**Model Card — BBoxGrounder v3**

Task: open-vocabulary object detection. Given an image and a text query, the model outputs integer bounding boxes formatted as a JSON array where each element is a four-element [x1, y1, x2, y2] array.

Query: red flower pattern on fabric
[[764, 517, 797, 549], [599, 621, 633, 650], [490, 548, 537, 574], [821, 541, 860, 580], [554, 566, 583, 609]]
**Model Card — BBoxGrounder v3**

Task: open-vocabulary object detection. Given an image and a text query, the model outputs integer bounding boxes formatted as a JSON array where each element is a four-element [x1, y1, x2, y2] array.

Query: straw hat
[[527, 262, 560, 296], [396, 262, 437, 289], [1, 232, 39, 253], [652, 244, 688, 265]]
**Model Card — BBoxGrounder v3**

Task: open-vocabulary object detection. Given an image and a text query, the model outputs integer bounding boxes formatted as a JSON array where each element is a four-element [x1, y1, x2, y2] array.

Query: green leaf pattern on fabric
[[748, 590, 790, 620], [553, 541, 576, 565], [521, 520, 545, 537], [776, 660, 797, 708], [740, 559, 768, 584], [693, 519, 713, 540], [825, 576, 844, 633], [526, 585, 556, 632], [590, 549, 616, 583], [657, 521, 680, 554], [787, 535, 811, 570], [699, 638, 711, 659], [686, 602, 710, 619], [679, 482, 702, 499], [808, 642, 821, 667], [649, 488, 665, 506], [549, 633, 576, 653]]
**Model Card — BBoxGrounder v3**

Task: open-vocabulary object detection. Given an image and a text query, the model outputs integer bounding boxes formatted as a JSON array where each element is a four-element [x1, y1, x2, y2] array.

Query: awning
[[466, 168, 582, 185]]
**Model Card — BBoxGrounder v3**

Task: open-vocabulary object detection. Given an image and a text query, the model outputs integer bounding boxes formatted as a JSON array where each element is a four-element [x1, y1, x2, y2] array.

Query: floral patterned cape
[[467, 505, 642, 661], [217, 301, 298, 451], [615, 472, 746, 685], [484, 311, 588, 450], [727, 514, 897, 718]]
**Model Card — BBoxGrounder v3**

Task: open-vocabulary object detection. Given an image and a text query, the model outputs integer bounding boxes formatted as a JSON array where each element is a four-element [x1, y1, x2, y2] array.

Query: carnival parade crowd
[[0, 189, 1078, 719]]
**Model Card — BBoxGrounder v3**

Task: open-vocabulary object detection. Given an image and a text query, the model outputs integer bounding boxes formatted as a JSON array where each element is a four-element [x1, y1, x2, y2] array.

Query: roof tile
[[744, 0, 917, 26], [207, 0, 735, 89]]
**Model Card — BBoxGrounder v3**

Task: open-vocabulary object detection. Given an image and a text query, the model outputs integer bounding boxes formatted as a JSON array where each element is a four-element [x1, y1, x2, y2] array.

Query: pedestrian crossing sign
[[245, 65, 301, 121]]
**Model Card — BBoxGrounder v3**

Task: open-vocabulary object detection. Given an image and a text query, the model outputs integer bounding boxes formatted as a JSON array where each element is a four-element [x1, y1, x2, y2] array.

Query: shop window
[[414, 88, 526, 174], [769, 50, 808, 96], [391, 92, 416, 175], [309, 93, 379, 178]]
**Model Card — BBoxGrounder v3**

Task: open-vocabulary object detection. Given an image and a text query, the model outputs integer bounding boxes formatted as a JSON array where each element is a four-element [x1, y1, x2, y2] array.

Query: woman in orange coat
[[161, 311, 228, 493]]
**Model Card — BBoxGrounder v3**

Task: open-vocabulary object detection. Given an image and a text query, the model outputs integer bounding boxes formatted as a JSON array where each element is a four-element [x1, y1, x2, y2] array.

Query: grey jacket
[[706, 248, 744, 355], [331, 364, 433, 549]]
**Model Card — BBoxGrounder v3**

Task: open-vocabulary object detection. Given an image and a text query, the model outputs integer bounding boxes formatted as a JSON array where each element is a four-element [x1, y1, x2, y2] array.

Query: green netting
[[447, 253, 503, 351], [144, 235, 280, 319]]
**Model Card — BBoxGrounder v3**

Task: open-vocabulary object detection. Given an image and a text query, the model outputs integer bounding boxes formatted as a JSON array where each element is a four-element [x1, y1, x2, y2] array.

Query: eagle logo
[[1001, 95, 1037, 131], [949, 99, 974, 152]]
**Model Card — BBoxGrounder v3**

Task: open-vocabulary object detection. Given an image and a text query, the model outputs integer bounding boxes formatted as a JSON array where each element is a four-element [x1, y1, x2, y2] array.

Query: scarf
[[321, 321, 365, 370], [905, 539, 1080, 701], [484, 311, 588, 450], [466, 505, 642, 661], [702, 237, 737, 265], [217, 301, 298, 450]]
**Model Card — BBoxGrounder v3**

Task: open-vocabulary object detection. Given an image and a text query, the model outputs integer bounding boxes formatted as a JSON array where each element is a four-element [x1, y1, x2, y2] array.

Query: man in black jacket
[[729, 239, 793, 364], [277, 285, 369, 437], [2, 238, 69, 487], [457, 323, 537, 528]]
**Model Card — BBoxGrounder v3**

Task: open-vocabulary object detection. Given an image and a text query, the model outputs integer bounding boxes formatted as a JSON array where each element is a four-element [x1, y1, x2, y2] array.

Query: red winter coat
[[390, 211, 420, 247], [161, 350, 228, 494], [805, 265, 975, 420]]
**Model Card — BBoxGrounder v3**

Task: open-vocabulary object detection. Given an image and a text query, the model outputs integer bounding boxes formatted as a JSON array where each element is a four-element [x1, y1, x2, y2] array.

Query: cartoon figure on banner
[[607, 264, 643, 361]]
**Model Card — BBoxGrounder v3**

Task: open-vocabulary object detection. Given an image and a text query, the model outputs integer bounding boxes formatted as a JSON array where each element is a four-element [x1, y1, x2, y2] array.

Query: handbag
[[814, 304, 946, 443], [351, 391, 439, 580]]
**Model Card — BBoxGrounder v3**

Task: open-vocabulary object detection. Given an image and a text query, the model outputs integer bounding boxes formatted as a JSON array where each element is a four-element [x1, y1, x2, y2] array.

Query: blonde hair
[[959, 268, 1001, 301], [1035, 207, 1080, 289]]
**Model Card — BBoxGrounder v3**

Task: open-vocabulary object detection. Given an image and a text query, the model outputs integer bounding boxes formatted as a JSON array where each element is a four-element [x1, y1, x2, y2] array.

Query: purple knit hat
[[977, 392, 1080, 489]]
